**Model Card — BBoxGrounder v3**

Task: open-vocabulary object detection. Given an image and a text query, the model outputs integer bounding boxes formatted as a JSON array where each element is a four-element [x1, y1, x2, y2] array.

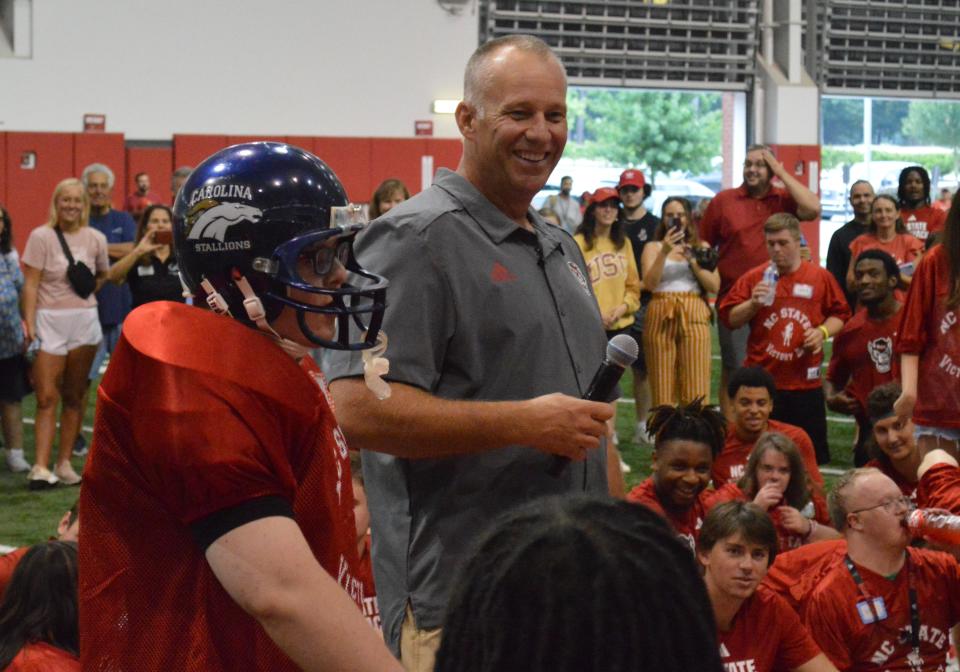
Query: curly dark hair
[[897, 165, 932, 208], [648, 396, 727, 458], [435, 495, 723, 672]]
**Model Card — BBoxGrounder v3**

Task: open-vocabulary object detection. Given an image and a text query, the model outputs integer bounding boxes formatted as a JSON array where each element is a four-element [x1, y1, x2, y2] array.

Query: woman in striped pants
[[640, 197, 720, 408]]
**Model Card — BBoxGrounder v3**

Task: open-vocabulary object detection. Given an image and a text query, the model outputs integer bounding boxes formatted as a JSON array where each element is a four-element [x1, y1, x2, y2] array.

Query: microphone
[[549, 333, 639, 477]]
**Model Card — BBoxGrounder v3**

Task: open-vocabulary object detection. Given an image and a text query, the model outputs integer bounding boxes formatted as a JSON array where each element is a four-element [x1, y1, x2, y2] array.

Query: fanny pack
[[54, 227, 96, 299]]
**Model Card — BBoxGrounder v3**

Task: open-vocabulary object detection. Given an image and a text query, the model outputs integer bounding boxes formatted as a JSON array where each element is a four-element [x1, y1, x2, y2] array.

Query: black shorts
[[772, 387, 829, 465], [605, 325, 646, 374], [0, 354, 31, 403]]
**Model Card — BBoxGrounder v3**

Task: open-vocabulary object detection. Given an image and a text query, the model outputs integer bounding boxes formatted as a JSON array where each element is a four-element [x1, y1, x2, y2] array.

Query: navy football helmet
[[173, 142, 387, 350]]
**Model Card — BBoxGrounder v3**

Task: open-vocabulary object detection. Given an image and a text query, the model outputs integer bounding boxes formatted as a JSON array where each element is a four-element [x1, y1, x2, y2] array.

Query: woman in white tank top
[[640, 197, 720, 409]]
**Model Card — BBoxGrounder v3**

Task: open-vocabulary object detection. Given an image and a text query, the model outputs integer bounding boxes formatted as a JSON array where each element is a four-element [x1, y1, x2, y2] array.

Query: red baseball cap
[[618, 169, 646, 191], [591, 187, 620, 204]]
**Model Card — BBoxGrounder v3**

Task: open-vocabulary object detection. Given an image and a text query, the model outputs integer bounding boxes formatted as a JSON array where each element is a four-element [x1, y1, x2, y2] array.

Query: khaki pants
[[400, 603, 442, 672]]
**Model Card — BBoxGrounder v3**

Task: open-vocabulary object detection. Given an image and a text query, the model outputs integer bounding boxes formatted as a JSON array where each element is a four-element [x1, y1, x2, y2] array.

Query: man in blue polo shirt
[[76, 163, 136, 454]]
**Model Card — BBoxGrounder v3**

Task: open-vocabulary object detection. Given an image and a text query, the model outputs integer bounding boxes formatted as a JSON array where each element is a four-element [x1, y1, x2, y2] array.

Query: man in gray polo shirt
[[326, 35, 614, 670]]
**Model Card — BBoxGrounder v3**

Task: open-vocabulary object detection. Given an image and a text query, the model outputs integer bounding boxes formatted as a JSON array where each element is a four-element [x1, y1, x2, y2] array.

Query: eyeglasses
[[299, 239, 351, 276], [849, 496, 912, 516]]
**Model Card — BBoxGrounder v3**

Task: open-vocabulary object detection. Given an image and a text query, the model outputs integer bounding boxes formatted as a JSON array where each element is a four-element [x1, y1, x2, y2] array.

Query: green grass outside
[[0, 336, 856, 547]]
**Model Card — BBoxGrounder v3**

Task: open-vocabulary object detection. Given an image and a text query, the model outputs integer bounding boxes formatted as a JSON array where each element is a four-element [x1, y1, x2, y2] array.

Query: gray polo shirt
[[326, 168, 608, 653]]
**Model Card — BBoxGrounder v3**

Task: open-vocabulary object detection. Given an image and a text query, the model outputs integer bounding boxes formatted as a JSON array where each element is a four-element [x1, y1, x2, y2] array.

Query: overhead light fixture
[[432, 99, 459, 114]]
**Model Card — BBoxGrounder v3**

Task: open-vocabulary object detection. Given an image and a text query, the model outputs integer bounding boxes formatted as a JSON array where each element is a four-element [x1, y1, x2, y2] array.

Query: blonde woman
[[641, 197, 719, 407], [21, 179, 108, 488]]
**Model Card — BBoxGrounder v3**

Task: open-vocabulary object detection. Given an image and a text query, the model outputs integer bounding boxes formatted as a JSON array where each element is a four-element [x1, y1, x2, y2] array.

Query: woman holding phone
[[106, 205, 184, 308], [641, 197, 719, 408]]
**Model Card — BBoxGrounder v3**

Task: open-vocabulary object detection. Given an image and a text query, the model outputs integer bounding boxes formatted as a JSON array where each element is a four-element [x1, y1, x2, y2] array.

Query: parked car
[[645, 178, 716, 217]]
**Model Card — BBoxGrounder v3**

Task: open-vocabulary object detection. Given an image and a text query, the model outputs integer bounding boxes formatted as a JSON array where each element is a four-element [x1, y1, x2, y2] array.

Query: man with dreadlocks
[[435, 496, 723, 672], [897, 166, 945, 242], [627, 398, 727, 551]]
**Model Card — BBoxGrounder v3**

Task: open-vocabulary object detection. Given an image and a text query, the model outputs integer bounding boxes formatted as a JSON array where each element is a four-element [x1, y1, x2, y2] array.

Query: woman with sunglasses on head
[[105, 205, 185, 308], [711, 432, 839, 551], [698, 502, 838, 672], [641, 197, 719, 408], [626, 398, 726, 552]]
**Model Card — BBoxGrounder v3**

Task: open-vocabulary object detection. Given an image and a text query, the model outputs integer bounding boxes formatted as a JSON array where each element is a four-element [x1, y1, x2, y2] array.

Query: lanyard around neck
[[844, 554, 920, 656]]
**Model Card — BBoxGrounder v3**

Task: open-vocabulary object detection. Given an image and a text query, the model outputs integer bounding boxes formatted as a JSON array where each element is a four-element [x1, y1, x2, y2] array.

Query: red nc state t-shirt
[[711, 419, 825, 490], [627, 478, 717, 553], [805, 548, 960, 671], [718, 589, 822, 672], [827, 307, 901, 415], [719, 261, 851, 391], [901, 205, 946, 241], [896, 245, 960, 429], [849, 233, 924, 269]]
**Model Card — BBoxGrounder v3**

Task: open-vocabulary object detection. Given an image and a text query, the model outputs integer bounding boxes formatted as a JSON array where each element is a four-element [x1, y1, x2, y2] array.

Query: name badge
[[793, 283, 814, 298], [807, 366, 820, 380], [856, 597, 888, 624], [137, 265, 156, 277]]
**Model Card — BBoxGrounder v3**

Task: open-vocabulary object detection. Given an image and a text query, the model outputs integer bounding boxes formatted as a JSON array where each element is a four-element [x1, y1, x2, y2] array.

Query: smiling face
[[872, 415, 916, 463], [594, 199, 619, 228], [458, 47, 568, 213], [854, 258, 895, 306], [700, 531, 770, 603], [902, 170, 925, 203], [871, 197, 898, 236], [742, 149, 771, 192], [86, 171, 113, 214], [732, 386, 773, 438], [56, 184, 86, 230], [652, 439, 713, 511], [377, 189, 406, 216], [849, 181, 876, 217]]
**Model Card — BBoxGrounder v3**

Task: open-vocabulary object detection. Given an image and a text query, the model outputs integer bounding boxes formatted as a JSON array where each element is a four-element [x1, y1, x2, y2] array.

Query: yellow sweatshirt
[[574, 233, 641, 331]]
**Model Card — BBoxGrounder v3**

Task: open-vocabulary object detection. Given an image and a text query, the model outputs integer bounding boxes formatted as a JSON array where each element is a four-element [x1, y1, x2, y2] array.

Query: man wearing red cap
[[617, 168, 659, 443], [700, 145, 821, 418]]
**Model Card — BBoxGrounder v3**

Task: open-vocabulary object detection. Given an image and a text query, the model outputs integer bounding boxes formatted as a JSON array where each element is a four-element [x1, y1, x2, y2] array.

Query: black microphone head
[[607, 333, 639, 368]]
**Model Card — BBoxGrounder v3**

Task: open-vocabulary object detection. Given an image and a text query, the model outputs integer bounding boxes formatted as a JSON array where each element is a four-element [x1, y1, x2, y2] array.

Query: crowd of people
[[1, 32, 960, 672]]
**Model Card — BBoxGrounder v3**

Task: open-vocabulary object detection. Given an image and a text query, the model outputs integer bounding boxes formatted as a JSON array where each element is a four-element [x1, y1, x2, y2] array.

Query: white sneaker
[[633, 421, 651, 445], [27, 465, 59, 490], [53, 462, 82, 486], [5, 449, 30, 473]]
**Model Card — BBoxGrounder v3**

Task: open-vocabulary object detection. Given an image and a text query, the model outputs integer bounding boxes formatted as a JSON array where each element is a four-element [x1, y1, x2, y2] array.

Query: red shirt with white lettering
[[627, 478, 715, 553], [699, 184, 799, 297], [719, 261, 851, 390], [896, 245, 960, 429], [849, 233, 924, 269], [805, 548, 960, 671], [827, 307, 901, 416], [709, 483, 831, 552], [918, 462, 960, 512], [356, 535, 382, 633], [900, 205, 946, 241], [718, 589, 822, 672], [711, 420, 825, 489]]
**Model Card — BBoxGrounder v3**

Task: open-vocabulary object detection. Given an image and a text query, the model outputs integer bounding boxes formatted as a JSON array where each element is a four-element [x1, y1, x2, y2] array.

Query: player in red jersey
[[898, 166, 946, 242], [712, 432, 838, 552], [863, 383, 920, 503], [78, 143, 400, 672], [827, 250, 902, 466], [627, 398, 727, 552], [719, 213, 851, 464], [806, 468, 960, 670], [698, 501, 837, 671], [350, 451, 380, 633], [713, 366, 824, 489]]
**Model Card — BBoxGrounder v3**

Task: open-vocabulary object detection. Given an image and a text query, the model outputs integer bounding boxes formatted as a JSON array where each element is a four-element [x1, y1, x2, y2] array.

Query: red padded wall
[[313, 137, 372, 202], [771, 143, 823, 263], [173, 135, 229, 171], [5, 132, 75, 246], [0, 133, 7, 224], [74, 133, 126, 211], [227, 135, 287, 146], [126, 147, 174, 206], [427, 138, 463, 176], [370, 138, 427, 197]]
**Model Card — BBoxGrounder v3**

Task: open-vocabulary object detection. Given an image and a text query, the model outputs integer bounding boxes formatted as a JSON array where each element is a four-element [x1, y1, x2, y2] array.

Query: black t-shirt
[[826, 219, 868, 308], [621, 211, 660, 271], [126, 255, 186, 308]]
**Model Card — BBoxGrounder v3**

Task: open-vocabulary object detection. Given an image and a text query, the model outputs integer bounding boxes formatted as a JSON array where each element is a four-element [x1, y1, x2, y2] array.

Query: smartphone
[[669, 216, 682, 234], [153, 230, 173, 245]]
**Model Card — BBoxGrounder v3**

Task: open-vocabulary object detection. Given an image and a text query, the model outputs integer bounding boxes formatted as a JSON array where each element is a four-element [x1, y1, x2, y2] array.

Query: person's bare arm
[[894, 353, 919, 422], [918, 449, 959, 479], [107, 241, 134, 259], [794, 653, 840, 672], [329, 379, 612, 460], [21, 265, 40, 344], [206, 516, 402, 672], [761, 149, 821, 221], [606, 438, 626, 498]]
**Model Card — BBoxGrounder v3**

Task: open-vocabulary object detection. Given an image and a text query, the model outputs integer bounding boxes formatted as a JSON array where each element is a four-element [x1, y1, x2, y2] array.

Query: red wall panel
[[285, 136, 316, 154], [313, 137, 372, 203], [173, 135, 228, 171], [126, 147, 174, 207], [0, 133, 7, 218], [73, 133, 126, 211], [227, 135, 287, 146], [427, 139, 463, 178], [370, 138, 428, 197], [771, 143, 822, 262], [5, 132, 75, 248]]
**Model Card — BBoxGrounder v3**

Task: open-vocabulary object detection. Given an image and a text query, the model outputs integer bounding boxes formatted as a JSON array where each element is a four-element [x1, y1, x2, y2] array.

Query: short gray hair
[[82, 163, 115, 188], [172, 165, 193, 180], [463, 35, 563, 113]]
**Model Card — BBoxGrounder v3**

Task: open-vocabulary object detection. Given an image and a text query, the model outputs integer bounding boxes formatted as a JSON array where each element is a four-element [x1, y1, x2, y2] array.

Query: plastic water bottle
[[906, 509, 960, 546], [759, 265, 778, 306]]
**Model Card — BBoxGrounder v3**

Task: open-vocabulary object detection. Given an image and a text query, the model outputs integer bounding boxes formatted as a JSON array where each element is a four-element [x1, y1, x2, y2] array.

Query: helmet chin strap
[[230, 275, 311, 360]]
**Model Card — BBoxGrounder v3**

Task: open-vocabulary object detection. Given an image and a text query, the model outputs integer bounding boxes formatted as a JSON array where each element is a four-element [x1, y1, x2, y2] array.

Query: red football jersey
[[718, 589, 822, 672], [709, 483, 831, 552], [0, 546, 28, 598], [918, 463, 960, 513], [6, 642, 80, 672], [761, 540, 847, 619], [827, 307, 901, 414], [865, 458, 918, 503], [357, 535, 381, 633], [627, 478, 714, 552], [805, 548, 960, 671], [849, 233, 924, 268], [711, 420, 824, 489], [900, 205, 946, 241], [79, 302, 364, 671], [699, 185, 798, 297], [718, 261, 851, 390], [896, 246, 960, 429]]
